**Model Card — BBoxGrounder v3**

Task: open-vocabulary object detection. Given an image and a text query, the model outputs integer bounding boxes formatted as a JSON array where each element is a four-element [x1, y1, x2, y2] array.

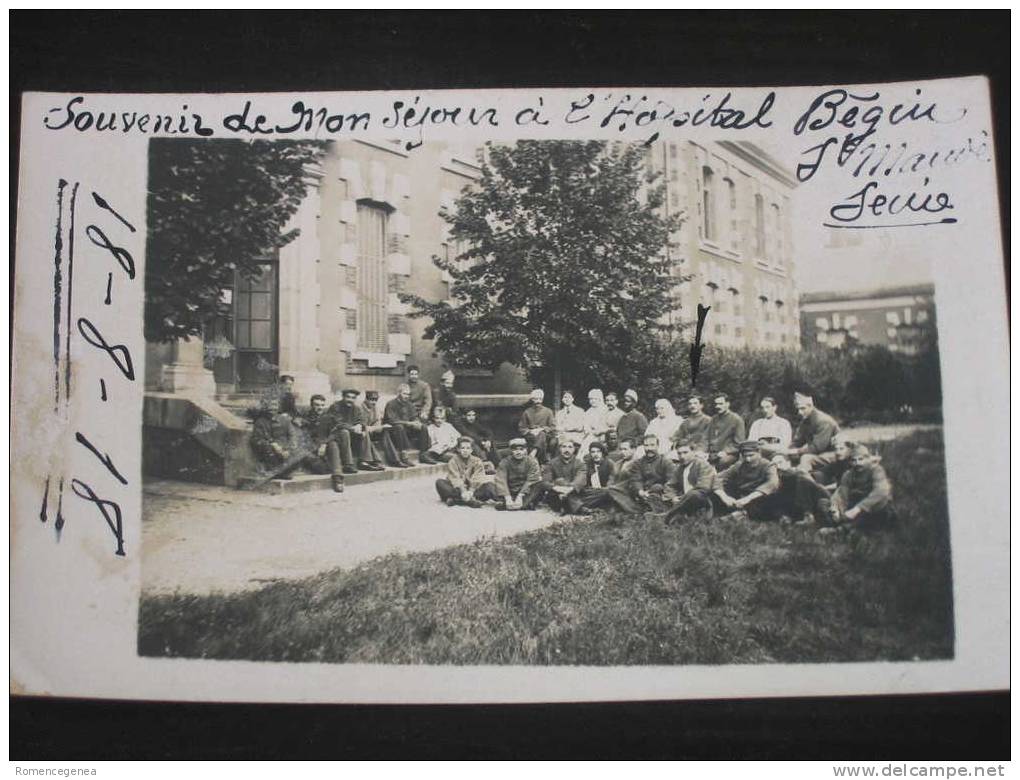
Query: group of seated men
[[435, 386, 894, 531], [248, 369, 893, 531], [250, 367, 499, 493]]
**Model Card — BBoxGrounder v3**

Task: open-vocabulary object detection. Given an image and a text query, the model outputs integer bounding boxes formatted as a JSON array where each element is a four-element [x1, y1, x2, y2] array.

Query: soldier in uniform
[[607, 432, 677, 515], [788, 392, 840, 474], [832, 444, 895, 531], [494, 438, 544, 511], [298, 393, 346, 492], [327, 389, 385, 473], [711, 440, 781, 521], [361, 390, 412, 468]]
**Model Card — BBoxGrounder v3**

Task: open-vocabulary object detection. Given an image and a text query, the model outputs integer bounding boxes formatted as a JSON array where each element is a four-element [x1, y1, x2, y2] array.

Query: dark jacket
[[407, 380, 433, 417], [674, 412, 712, 450], [251, 411, 299, 462], [616, 409, 649, 445], [792, 408, 840, 454], [383, 396, 420, 425], [583, 458, 618, 490], [519, 403, 555, 434], [302, 408, 336, 445], [327, 401, 366, 431], [627, 454, 677, 493], [460, 418, 494, 445], [836, 462, 892, 513], [541, 456, 587, 490], [715, 458, 780, 499], [495, 454, 542, 498], [666, 458, 717, 499], [707, 410, 746, 456]]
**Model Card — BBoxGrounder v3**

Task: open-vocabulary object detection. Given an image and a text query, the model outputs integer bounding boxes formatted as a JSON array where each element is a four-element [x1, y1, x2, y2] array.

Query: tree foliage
[[401, 140, 686, 392], [145, 139, 326, 343]]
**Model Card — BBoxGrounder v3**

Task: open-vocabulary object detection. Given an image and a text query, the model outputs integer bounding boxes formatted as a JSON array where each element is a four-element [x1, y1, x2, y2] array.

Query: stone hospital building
[[143, 139, 799, 485]]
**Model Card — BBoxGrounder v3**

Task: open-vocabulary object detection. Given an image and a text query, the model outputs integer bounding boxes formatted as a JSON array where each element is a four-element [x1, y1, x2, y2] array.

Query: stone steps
[[238, 457, 446, 495]]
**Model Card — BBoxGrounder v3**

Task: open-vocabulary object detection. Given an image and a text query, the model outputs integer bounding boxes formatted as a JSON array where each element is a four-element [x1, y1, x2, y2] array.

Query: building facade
[[800, 283, 936, 353], [142, 139, 800, 484], [145, 140, 530, 404], [649, 140, 800, 350]]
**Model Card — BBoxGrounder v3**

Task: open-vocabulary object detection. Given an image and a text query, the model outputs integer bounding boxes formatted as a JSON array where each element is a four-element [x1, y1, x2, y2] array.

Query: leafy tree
[[402, 140, 686, 401], [145, 139, 326, 343]]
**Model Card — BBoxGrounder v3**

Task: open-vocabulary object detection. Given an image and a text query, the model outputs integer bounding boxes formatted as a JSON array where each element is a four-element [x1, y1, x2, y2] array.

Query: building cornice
[[717, 141, 797, 189]]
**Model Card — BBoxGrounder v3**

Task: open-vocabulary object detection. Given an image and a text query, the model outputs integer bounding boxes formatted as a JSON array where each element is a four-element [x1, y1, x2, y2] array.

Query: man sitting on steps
[[361, 390, 412, 468], [327, 389, 385, 474]]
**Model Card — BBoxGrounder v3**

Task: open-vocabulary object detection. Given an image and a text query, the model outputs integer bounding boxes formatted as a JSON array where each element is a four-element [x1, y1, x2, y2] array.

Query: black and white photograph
[[135, 136, 952, 667], [10, 78, 1007, 710]]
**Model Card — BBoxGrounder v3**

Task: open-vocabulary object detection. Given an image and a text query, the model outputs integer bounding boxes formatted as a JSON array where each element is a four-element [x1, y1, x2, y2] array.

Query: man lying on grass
[[494, 438, 544, 511], [435, 437, 497, 508]]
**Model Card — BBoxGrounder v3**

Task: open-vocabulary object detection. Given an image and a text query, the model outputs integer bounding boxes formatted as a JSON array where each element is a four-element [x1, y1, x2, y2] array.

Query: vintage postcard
[[11, 79, 1008, 703]]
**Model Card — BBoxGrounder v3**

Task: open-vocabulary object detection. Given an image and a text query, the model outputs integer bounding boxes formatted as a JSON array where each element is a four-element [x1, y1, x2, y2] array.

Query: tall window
[[357, 201, 389, 351], [725, 178, 738, 251], [701, 166, 716, 242], [771, 203, 784, 268], [753, 194, 766, 259]]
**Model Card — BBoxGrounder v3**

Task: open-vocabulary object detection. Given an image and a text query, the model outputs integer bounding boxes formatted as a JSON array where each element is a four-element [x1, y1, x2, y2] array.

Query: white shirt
[[645, 415, 682, 455], [748, 415, 793, 448], [428, 421, 461, 453], [555, 405, 587, 441]]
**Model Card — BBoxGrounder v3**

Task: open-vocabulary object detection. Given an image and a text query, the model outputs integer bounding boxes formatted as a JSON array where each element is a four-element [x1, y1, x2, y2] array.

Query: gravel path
[[142, 474, 564, 596]]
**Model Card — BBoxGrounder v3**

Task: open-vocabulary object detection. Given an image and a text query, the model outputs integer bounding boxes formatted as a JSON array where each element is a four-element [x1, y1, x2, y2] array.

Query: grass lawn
[[138, 430, 954, 665]]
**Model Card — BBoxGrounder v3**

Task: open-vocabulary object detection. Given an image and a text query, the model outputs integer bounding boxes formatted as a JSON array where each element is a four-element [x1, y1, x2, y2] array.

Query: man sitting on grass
[[748, 396, 793, 456], [809, 434, 854, 492], [711, 440, 780, 521], [608, 436, 637, 474], [769, 453, 833, 526], [575, 441, 619, 514], [707, 393, 746, 469], [603, 391, 624, 434], [494, 438, 543, 511], [788, 392, 840, 474], [435, 436, 497, 508], [663, 443, 717, 524], [538, 439, 588, 515], [673, 395, 712, 453], [420, 405, 461, 464], [830, 444, 894, 531], [607, 432, 677, 515]]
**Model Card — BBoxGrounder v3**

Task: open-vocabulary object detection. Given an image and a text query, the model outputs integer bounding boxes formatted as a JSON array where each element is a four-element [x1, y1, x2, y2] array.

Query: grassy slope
[[138, 430, 954, 665]]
